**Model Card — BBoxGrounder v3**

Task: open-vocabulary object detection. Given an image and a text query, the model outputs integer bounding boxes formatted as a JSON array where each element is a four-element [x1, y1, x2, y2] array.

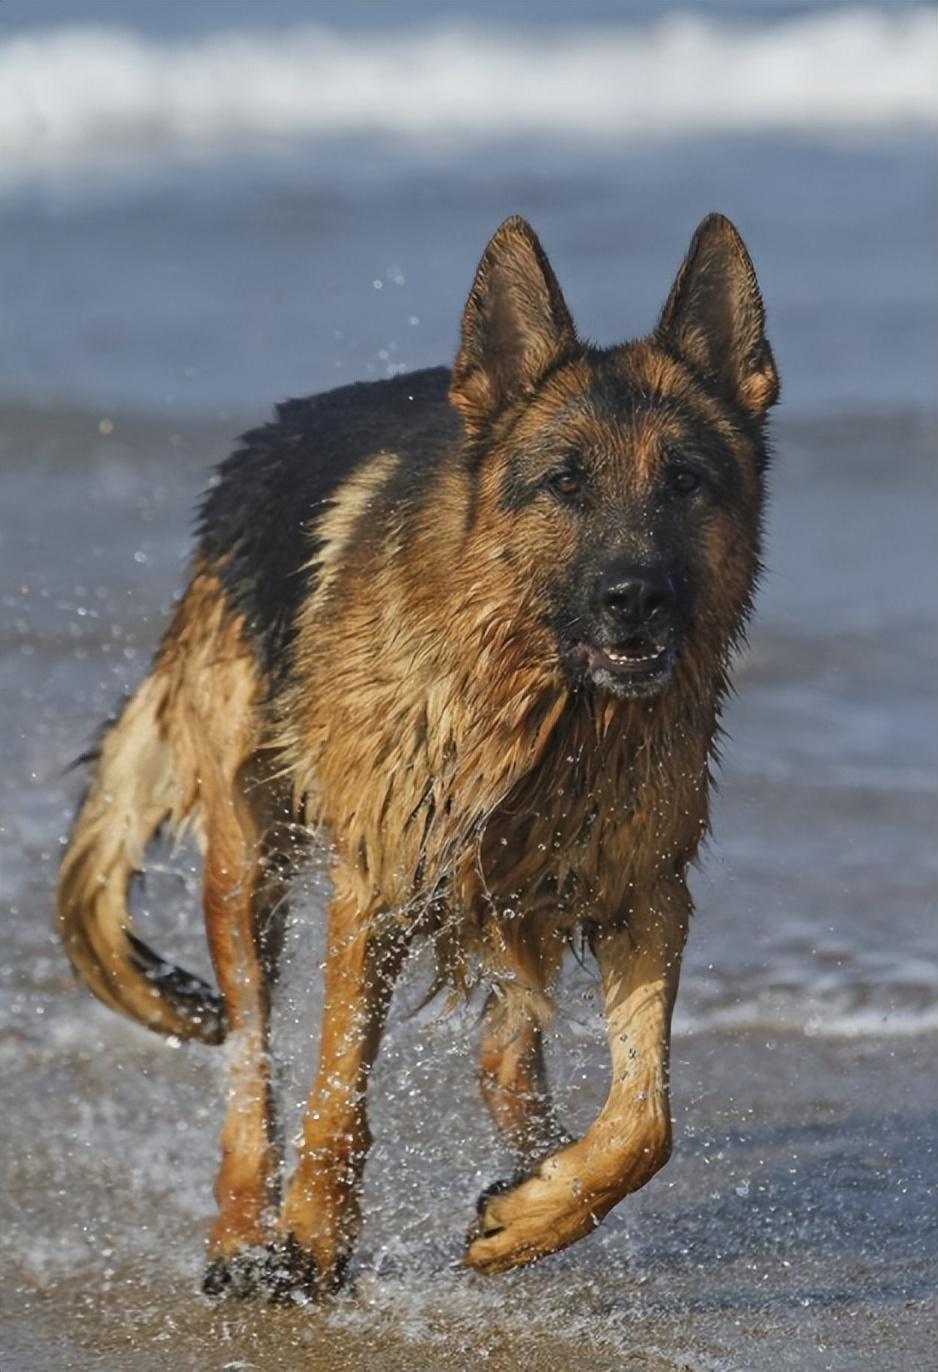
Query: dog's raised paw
[[464, 1165, 607, 1276]]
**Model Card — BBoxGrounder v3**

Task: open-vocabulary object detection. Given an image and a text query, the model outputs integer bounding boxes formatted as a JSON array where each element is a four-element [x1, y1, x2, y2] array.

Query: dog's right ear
[[450, 217, 577, 436], [656, 214, 779, 416]]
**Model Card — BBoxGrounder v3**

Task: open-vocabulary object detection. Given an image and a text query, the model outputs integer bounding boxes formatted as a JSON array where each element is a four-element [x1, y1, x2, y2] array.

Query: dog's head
[[450, 215, 779, 700]]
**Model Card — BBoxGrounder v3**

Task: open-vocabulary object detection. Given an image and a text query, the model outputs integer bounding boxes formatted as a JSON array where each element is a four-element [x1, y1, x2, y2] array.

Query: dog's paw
[[464, 1168, 604, 1276], [265, 1233, 351, 1303], [473, 1173, 525, 1217], [202, 1246, 280, 1301], [202, 1239, 334, 1304]]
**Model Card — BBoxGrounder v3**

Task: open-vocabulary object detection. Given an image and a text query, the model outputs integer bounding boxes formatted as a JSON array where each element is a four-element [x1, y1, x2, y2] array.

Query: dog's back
[[198, 365, 458, 678]]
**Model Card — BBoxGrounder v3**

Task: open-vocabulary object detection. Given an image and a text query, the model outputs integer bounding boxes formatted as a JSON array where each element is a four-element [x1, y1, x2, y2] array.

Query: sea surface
[[1, 3, 936, 1369]]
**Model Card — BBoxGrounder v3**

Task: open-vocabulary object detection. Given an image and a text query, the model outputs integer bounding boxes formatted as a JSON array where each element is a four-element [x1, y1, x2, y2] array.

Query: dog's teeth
[[611, 651, 640, 660], [605, 645, 664, 665]]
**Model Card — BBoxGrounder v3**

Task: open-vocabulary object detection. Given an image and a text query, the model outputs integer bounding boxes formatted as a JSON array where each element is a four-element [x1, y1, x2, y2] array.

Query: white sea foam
[[1, 9, 934, 180], [674, 999, 938, 1039]]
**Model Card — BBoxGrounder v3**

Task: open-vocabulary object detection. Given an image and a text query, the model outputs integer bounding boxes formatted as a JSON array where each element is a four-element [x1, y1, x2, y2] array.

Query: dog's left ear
[[450, 216, 577, 435], [656, 214, 779, 416]]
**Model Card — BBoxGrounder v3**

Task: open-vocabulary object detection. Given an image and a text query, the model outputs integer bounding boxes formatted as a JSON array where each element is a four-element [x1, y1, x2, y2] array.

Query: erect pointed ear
[[656, 214, 779, 416], [449, 216, 578, 435]]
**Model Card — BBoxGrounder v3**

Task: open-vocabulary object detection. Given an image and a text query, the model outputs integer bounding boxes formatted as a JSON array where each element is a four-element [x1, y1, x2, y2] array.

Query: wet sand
[[1, 405, 936, 1370]]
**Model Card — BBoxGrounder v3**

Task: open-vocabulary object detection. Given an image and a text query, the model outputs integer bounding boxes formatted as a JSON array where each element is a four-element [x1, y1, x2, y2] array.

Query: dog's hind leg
[[201, 760, 294, 1298], [275, 866, 409, 1297], [466, 877, 690, 1274], [478, 991, 569, 1170]]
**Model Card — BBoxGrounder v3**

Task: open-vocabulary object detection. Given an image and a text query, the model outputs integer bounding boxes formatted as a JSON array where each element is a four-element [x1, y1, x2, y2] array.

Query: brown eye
[[548, 470, 582, 500], [669, 467, 702, 495]]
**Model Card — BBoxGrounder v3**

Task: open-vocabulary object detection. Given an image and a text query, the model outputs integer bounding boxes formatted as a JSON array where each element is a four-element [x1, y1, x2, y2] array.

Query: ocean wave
[[0, 8, 934, 179]]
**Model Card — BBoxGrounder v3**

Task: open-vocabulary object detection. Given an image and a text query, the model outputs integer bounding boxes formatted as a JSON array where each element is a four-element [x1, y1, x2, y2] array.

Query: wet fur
[[58, 214, 777, 1293]]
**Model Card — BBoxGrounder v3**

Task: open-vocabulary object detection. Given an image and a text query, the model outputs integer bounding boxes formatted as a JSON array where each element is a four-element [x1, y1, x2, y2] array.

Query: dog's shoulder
[[196, 365, 456, 674]]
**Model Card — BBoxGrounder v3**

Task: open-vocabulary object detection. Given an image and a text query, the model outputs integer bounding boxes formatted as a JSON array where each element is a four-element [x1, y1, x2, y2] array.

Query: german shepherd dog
[[58, 214, 778, 1297]]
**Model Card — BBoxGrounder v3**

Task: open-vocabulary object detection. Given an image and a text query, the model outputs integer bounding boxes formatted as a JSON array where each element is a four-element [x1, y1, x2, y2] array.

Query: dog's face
[[450, 215, 779, 699]]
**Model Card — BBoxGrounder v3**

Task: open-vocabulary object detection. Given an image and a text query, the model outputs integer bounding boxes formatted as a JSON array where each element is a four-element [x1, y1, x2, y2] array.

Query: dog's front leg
[[275, 869, 408, 1297], [466, 876, 690, 1275]]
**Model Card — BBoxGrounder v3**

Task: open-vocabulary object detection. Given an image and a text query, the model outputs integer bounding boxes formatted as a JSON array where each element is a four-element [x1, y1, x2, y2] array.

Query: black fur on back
[[197, 366, 459, 681]]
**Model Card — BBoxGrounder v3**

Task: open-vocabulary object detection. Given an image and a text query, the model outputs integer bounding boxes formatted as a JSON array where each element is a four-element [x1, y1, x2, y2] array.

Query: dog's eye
[[669, 468, 702, 496], [548, 470, 583, 500]]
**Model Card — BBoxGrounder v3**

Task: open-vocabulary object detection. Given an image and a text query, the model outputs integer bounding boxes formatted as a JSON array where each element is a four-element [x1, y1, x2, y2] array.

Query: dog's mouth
[[568, 637, 674, 696]]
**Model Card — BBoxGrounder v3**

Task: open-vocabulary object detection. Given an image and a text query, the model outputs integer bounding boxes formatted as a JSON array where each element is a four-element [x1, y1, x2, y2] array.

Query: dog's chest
[[473, 728, 697, 919]]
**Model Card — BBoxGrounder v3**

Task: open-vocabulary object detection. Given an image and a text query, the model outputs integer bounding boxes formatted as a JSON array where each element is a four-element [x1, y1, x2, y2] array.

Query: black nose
[[598, 567, 672, 631]]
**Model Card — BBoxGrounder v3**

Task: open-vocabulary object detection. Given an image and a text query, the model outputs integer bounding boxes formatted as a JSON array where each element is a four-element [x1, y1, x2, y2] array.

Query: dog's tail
[[57, 670, 226, 1045]]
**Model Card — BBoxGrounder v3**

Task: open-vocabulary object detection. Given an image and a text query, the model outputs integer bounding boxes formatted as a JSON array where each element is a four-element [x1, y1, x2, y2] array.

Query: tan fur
[[202, 755, 291, 1260], [468, 879, 690, 1272], [58, 570, 264, 1042], [479, 992, 570, 1166], [278, 873, 410, 1287]]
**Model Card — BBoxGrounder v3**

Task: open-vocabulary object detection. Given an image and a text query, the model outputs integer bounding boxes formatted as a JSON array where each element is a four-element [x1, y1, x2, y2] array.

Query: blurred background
[[1, 4, 936, 1370], [1, 0, 935, 415]]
